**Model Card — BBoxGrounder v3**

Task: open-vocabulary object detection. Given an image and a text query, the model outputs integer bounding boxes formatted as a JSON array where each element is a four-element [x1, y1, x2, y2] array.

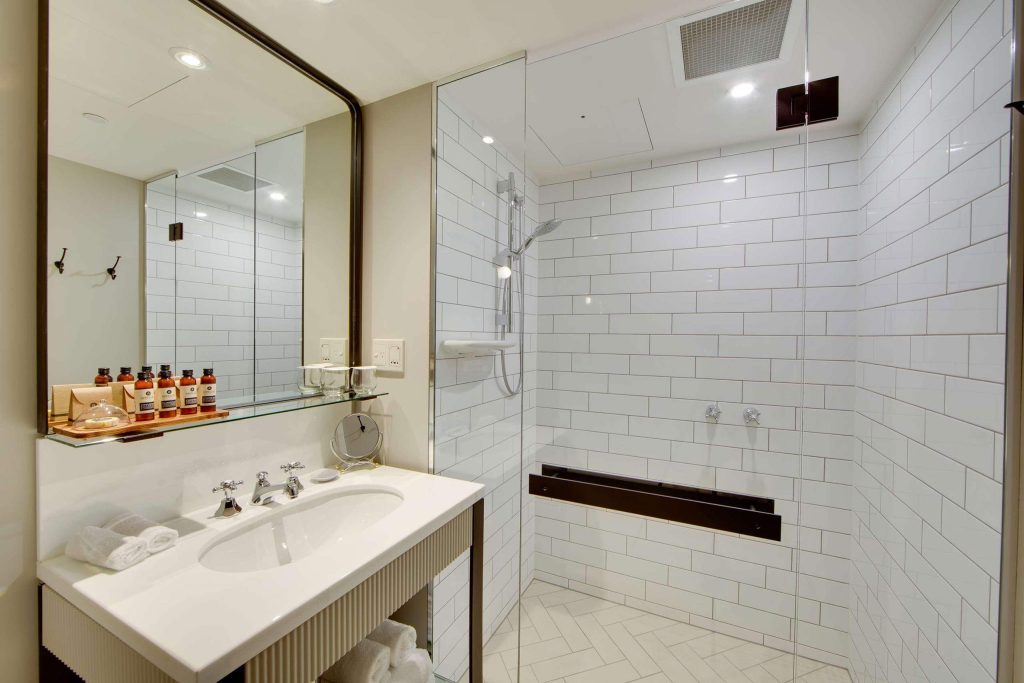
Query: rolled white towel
[[103, 512, 178, 553], [65, 526, 149, 571], [366, 619, 417, 668], [390, 648, 432, 683], [322, 639, 391, 683]]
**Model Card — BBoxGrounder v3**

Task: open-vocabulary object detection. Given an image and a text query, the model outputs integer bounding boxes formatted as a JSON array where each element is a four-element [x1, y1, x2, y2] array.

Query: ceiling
[[441, 0, 945, 182], [218, 0, 734, 104], [174, 131, 306, 225], [49, 0, 344, 182]]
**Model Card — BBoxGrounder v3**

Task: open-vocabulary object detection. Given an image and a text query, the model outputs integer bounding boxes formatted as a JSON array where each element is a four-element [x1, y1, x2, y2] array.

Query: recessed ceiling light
[[269, 191, 286, 202], [481, 136, 495, 145], [729, 82, 755, 98], [195, 211, 207, 218], [170, 47, 209, 70], [81, 112, 107, 124]]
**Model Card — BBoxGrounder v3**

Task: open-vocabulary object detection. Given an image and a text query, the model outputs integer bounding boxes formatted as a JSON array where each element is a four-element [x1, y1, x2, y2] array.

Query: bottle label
[[181, 385, 198, 407], [201, 383, 217, 405], [160, 386, 176, 410], [137, 388, 155, 414]]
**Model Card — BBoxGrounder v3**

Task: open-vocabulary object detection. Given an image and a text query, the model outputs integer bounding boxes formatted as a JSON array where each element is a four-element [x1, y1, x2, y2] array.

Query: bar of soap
[[81, 417, 120, 430]]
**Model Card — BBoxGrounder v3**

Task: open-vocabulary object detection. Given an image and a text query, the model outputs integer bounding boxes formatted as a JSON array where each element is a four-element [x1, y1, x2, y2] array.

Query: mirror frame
[[36, 0, 364, 435]]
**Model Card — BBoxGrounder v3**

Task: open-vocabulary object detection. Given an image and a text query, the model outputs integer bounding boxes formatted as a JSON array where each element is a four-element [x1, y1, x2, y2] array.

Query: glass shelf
[[45, 391, 388, 448]]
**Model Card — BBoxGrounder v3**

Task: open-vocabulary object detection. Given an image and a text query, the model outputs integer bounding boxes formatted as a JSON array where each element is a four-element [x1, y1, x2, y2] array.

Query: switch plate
[[372, 339, 405, 373], [319, 338, 348, 365]]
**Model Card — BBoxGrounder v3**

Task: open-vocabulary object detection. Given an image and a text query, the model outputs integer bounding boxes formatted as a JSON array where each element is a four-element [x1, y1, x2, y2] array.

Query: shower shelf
[[529, 465, 782, 541], [440, 339, 517, 355]]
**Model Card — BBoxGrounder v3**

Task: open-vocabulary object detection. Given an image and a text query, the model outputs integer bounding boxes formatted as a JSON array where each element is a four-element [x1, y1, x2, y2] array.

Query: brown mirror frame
[[36, 0, 364, 435]]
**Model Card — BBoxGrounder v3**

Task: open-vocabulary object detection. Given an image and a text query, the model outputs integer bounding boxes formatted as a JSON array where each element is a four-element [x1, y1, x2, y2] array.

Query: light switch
[[372, 339, 404, 373]]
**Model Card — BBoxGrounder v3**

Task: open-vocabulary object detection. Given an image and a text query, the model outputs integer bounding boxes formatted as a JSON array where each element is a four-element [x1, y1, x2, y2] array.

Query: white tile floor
[[456, 581, 851, 683]]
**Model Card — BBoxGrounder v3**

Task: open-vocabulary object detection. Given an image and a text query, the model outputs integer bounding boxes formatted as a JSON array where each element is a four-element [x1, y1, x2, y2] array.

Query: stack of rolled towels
[[322, 619, 433, 683], [65, 512, 179, 571]]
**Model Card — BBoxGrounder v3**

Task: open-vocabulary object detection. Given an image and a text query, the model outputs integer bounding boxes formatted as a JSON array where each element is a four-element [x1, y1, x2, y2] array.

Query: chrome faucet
[[251, 462, 305, 505]]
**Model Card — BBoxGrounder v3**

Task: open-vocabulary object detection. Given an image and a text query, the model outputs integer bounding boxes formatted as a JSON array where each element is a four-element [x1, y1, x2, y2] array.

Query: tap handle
[[256, 471, 271, 485], [213, 479, 244, 496], [281, 461, 305, 475]]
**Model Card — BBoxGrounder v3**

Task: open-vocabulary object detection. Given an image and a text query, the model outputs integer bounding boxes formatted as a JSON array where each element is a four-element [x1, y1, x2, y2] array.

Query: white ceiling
[[49, 0, 344, 182], [218, 0, 736, 103], [441, 0, 945, 182], [174, 131, 306, 225]]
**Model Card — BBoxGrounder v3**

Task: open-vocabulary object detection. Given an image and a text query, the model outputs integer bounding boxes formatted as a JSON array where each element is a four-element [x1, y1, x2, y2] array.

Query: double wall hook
[[107, 255, 122, 280], [53, 247, 68, 274]]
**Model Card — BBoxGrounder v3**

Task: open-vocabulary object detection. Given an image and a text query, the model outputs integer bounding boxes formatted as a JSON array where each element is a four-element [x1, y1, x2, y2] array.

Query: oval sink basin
[[199, 487, 403, 573]]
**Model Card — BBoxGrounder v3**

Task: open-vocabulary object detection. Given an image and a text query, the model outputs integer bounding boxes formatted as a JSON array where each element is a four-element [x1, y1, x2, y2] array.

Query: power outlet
[[372, 339, 405, 373], [319, 338, 348, 365]]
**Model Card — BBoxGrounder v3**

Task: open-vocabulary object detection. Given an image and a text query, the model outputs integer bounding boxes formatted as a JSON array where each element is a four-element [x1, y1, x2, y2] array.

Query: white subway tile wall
[[430, 2, 1011, 680], [432, 94, 539, 681], [534, 127, 859, 668], [145, 189, 303, 400], [849, 0, 1010, 682]]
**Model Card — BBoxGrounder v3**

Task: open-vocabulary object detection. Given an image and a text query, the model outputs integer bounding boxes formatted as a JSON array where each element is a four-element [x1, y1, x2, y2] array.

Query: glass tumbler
[[350, 366, 378, 396], [321, 366, 351, 397]]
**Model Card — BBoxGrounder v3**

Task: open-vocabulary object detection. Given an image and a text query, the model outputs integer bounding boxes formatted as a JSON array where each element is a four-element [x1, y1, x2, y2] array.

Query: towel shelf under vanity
[[528, 465, 782, 542]]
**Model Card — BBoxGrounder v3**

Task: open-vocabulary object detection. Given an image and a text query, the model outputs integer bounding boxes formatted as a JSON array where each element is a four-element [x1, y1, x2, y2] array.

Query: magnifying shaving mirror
[[330, 413, 382, 472]]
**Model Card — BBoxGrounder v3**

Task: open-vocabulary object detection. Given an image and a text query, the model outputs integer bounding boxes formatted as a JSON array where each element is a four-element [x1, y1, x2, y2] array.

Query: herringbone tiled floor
[[457, 581, 851, 683]]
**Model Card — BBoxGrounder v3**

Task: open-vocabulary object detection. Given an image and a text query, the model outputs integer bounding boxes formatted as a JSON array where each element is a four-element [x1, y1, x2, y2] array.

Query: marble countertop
[[38, 466, 485, 683]]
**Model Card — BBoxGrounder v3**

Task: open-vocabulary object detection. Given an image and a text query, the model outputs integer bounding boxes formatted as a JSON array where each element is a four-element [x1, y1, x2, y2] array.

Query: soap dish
[[311, 468, 340, 483]]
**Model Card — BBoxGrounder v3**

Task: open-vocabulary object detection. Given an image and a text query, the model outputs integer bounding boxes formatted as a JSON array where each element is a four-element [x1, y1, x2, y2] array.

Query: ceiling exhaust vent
[[195, 165, 271, 193], [666, 0, 795, 84]]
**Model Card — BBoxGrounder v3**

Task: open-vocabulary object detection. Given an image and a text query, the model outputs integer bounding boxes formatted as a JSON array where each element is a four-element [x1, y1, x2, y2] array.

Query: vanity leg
[[469, 499, 484, 683]]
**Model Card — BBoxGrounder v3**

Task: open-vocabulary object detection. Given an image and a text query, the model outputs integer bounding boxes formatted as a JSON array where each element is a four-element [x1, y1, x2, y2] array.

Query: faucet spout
[[251, 463, 305, 504]]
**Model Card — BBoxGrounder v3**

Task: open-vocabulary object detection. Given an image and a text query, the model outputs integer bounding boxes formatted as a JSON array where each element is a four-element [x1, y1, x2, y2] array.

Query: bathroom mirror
[[39, 0, 363, 435]]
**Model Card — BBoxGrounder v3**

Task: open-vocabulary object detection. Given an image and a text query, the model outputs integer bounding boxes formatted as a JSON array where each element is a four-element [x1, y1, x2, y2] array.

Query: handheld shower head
[[516, 219, 563, 255]]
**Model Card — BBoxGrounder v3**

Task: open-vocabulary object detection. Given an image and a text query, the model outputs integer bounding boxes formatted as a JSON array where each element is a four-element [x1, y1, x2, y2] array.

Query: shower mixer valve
[[705, 404, 722, 422], [743, 407, 761, 425]]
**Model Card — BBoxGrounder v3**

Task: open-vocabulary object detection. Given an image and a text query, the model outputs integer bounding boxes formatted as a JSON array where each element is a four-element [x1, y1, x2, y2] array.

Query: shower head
[[516, 219, 563, 255]]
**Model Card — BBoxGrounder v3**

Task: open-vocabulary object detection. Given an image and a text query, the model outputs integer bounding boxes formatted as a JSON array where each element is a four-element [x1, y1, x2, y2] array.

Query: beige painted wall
[[361, 84, 433, 472], [0, 0, 39, 679], [303, 112, 352, 365], [47, 156, 143, 386]]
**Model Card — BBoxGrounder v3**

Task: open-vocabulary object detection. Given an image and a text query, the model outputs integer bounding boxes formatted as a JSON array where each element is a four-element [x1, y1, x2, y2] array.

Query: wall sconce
[[53, 248, 68, 274], [106, 256, 122, 280]]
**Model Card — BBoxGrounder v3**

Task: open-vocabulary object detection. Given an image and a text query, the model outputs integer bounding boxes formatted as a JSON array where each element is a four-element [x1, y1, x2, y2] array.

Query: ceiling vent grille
[[196, 166, 271, 192], [671, 0, 793, 81]]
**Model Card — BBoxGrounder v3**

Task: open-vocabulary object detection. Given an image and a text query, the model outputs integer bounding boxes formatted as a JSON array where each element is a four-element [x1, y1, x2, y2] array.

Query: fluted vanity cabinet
[[38, 468, 486, 683]]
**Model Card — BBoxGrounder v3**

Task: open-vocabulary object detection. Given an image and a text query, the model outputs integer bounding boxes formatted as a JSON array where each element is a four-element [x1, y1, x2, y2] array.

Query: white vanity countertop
[[37, 466, 485, 683]]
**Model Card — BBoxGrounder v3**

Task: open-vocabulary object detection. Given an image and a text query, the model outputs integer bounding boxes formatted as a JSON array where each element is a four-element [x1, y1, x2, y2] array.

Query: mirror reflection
[[46, 0, 353, 430]]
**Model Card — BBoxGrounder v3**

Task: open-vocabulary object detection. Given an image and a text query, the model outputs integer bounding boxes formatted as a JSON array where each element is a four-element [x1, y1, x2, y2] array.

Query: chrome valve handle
[[212, 479, 244, 518], [743, 407, 761, 425], [705, 404, 722, 422], [280, 462, 305, 474], [212, 479, 244, 496]]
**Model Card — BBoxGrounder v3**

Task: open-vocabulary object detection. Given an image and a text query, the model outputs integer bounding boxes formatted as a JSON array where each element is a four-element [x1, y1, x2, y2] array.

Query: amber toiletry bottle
[[157, 367, 177, 419], [94, 368, 113, 386], [116, 367, 134, 382], [200, 368, 217, 413], [179, 370, 198, 415], [135, 366, 155, 421]]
